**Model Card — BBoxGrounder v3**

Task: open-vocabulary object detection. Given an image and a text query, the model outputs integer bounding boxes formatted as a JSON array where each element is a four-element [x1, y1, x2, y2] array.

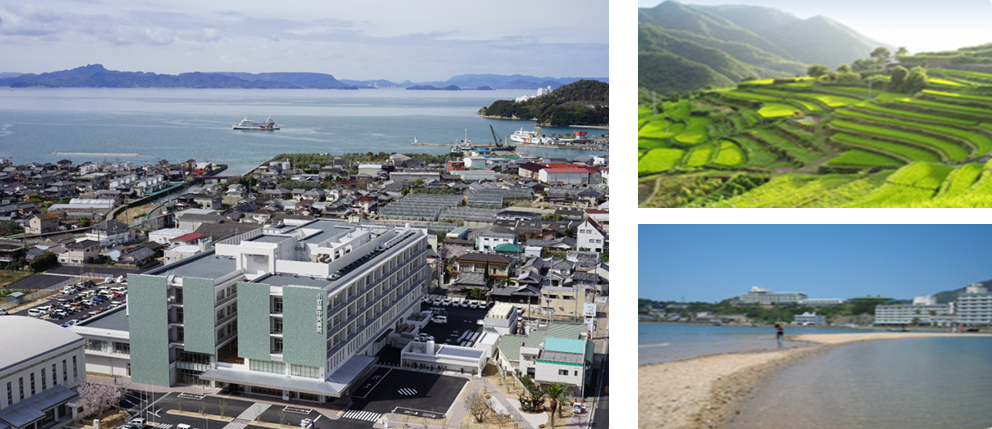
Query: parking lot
[[347, 368, 468, 425], [418, 298, 491, 347], [9, 278, 127, 326]]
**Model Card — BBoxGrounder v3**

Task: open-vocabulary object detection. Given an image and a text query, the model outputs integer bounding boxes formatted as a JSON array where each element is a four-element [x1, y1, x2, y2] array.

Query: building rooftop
[[254, 272, 332, 288], [0, 316, 84, 372], [76, 306, 129, 332], [147, 251, 237, 280], [248, 234, 292, 244], [437, 345, 485, 360]]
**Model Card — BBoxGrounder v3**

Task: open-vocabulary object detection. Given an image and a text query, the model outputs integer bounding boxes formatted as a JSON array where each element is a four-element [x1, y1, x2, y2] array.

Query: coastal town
[[0, 149, 610, 429], [639, 284, 992, 330]]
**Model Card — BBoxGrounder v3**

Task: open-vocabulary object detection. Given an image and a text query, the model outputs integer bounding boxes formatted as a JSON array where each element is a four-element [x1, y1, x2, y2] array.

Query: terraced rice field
[[639, 68, 992, 207]]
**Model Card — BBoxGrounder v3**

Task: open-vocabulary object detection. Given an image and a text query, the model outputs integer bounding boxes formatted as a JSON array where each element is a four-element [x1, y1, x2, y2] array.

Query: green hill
[[639, 1, 889, 95], [479, 79, 608, 126]]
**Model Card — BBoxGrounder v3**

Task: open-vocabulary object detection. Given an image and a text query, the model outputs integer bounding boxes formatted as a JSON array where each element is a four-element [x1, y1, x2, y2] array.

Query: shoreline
[[638, 332, 992, 429]]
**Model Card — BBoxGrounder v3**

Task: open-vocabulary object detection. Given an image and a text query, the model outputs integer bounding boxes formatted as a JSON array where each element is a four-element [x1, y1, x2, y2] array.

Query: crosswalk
[[154, 424, 173, 429], [397, 388, 418, 396], [235, 403, 272, 421], [341, 409, 382, 422]]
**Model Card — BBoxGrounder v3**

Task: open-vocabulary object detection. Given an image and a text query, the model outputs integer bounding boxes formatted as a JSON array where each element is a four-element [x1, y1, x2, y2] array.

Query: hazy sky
[[639, 225, 992, 303], [638, 0, 992, 54], [0, 0, 609, 81]]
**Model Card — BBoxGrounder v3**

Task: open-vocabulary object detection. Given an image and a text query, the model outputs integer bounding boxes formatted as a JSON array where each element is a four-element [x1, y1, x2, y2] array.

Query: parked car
[[130, 418, 146, 428], [460, 299, 469, 308], [431, 315, 448, 324], [441, 298, 452, 307], [470, 300, 479, 309], [28, 308, 44, 317]]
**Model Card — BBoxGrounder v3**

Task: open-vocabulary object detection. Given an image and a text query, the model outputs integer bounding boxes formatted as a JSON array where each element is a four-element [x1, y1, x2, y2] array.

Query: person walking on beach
[[775, 322, 785, 349]]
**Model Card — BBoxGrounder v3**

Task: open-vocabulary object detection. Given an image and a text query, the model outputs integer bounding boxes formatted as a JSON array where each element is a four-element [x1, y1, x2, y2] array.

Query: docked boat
[[510, 127, 538, 143], [233, 117, 280, 130]]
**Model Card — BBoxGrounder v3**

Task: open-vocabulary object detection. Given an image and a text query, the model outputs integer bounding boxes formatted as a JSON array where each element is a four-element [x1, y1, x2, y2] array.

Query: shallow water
[[729, 336, 992, 429], [637, 324, 873, 364]]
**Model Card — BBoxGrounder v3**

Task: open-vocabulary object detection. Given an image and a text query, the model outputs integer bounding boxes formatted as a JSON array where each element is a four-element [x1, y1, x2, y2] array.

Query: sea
[[0, 88, 608, 175], [637, 323, 873, 365]]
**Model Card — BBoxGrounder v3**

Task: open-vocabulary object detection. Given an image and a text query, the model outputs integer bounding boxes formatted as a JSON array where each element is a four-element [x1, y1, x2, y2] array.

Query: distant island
[[406, 85, 461, 91], [479, 79, 609, 127], [0, 65, 608, 91]]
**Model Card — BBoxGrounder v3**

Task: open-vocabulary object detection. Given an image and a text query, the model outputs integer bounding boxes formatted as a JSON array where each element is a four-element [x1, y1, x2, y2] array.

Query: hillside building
[[739, 286, 807, 305]]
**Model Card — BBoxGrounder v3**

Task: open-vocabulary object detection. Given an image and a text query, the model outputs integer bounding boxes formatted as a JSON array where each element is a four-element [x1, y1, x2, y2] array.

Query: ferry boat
[[510, 127, 552, 144], [510, 127, 538, 143], [233, 117, 280, 130]]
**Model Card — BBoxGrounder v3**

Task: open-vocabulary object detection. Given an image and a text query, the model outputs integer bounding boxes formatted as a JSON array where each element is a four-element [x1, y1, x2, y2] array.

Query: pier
[[53, 151, 140, 157]]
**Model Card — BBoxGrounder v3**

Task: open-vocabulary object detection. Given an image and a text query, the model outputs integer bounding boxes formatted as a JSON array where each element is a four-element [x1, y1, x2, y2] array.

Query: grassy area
[[826, 150, 902, 168], [639, 148, 685, 174], [0, 270, 31, 289]]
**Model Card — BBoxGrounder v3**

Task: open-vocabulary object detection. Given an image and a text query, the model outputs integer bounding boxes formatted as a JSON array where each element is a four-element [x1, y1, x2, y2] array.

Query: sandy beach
[[638, 332, 989, 429]]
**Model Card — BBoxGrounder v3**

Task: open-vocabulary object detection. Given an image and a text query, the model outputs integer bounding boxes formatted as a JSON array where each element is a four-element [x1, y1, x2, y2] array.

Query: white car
[[469, 300, 479, 309], [460, 299, 469, 308], [433, 298, 443, 306], [441, 298, 452, 307]]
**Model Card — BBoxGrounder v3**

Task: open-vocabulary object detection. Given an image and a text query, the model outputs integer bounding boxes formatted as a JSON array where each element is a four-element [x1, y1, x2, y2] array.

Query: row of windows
[[2, 355, 76, 409], [250, 359, 284, 375]]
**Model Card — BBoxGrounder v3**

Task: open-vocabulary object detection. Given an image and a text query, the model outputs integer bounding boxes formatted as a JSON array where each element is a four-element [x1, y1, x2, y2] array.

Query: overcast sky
[[640, 225, 992, 303], [0, 0, 609, 81], [639, 0, 992, 54]]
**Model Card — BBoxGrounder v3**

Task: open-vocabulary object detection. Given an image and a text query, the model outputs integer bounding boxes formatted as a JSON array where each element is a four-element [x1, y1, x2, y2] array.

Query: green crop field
[[639, 67, 992, 207], [758, 103, 801, 118]]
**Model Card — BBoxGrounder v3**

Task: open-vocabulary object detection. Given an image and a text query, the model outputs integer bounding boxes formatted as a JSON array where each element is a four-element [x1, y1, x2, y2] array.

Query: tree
[[906, 67, 929, 93], [77, 382, 129, 419], [0, 220, 22, 236], [219, 398, 228, 418], [889, 66, 909, 92], [871, 47, 891, 62], [545, 382, 569, 426], [897, 46, 909, 57], [278, 408, 287, 425], [836, 64, 852, 74], [807, 64, 829, 78], [464, 391, 490, 423], [852, 58, 876, 72], [29, 251, 57, 272]]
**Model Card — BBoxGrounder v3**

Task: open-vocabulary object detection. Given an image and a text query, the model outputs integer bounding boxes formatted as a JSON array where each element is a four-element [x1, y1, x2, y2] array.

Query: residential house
[[27, 213, 60, 235], [60, 240, 100, 265], [86, 220, 134, 246], [576, 218, 607, 254]]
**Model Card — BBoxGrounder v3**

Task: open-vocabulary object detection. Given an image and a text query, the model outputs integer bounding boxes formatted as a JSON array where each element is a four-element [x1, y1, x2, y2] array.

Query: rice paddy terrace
[[638, 69, 992, 207]]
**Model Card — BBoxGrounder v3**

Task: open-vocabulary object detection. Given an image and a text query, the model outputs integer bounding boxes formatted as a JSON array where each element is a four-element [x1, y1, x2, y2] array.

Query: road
[[590, 356, 609, 428]]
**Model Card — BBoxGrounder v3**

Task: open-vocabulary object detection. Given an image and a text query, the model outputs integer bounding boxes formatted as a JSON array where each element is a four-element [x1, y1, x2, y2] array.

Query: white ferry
[[233, 117, 280, 130]]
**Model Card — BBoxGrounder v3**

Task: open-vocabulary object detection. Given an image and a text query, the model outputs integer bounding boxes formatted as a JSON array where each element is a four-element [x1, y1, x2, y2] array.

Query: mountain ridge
[[639, 1, 891, 95], [0, 65, 608, 90]]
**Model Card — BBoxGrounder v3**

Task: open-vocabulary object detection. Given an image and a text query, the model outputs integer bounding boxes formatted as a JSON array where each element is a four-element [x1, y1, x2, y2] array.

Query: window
[[558, 369, 569, 376], [18, 378, 23, 400], [250, 360, 284, 375], [575, 370, 579, 376], [41, 369, 46, 390], [6, 381, 11, 405], [272, 317, 283, 334], [52, 364, 57, 386], [72, 356, 78, 379], [271, 297, 283, 314], [272, 337, 283, 354], [114, 342, 130, 355], [62, 361, 67, 382], [30, 373, 35, 395]]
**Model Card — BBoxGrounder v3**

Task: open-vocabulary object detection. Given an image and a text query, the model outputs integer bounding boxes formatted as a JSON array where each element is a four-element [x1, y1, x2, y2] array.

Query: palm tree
[[545, 382, 569, 426]]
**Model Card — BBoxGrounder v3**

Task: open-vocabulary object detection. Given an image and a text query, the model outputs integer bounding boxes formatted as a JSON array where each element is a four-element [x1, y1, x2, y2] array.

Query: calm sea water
[[638, 323, 880, 365], [0, 88, 608, 175], [730, 336, 992, 429]]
